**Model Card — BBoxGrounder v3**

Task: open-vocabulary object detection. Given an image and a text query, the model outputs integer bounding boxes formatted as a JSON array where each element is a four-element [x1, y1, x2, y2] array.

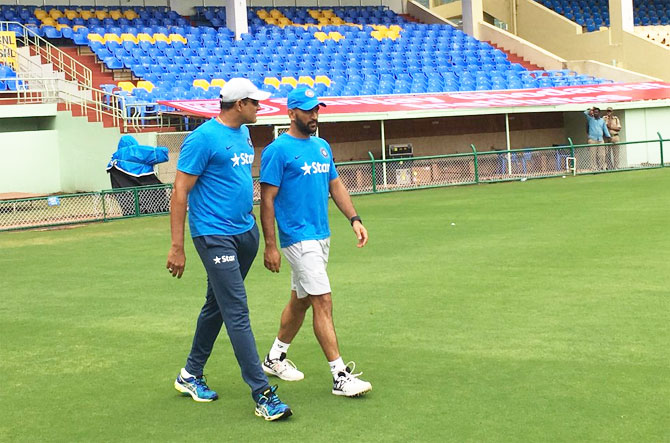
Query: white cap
[[219, 77, 271, 102]]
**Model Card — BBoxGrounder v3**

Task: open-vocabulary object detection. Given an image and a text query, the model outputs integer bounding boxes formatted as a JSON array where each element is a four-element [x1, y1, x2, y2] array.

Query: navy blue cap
[[287, 87, 326, 110]]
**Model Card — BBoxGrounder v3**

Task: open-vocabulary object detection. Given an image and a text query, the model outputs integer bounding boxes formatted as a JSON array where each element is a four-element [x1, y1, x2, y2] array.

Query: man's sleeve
[[325, 140, 339, 181], [177, 130, 208, 176], [260, 144, 283, 186]]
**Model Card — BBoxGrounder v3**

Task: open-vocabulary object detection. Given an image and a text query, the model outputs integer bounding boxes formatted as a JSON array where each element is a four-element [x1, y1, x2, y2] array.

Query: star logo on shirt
[[231, 153, 240, 167], [301, 162, 312, 175], [213, 256, 221, 264]]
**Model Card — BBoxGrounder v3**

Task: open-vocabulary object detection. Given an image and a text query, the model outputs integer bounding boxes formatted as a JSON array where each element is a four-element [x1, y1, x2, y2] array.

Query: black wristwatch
[[350, 215, 362, 226]]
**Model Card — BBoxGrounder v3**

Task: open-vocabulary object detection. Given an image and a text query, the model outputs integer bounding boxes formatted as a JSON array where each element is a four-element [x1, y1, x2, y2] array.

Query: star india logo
[[213, 255, 235, 264], [305, 89, 315, 98]]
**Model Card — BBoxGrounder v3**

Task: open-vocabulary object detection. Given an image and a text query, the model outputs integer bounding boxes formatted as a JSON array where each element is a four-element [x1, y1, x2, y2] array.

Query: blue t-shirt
[[584, 110, 611, 142], [177, 118, 256, 237], [260, 133, 339, 248]]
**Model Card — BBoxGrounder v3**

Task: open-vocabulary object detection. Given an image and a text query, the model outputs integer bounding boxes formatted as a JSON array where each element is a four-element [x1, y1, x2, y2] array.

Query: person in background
[[584, 107, 611, 171], [603, 107, 622, 170]]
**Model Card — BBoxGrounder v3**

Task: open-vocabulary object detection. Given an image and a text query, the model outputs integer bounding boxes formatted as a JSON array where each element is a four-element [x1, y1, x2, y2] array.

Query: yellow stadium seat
[[265, 18, 278, 25], [269, 9, 282, 18], [95, 10, 109, 20], [56, 24, 70, 31], [281, 77, 298, 88], [153, 33, 169, 42], [317, 17, 330, 25], [34, 9, 46, 19], [388, 25, 403, 33], [278, 18, 292, 26], [322, 10, 334, 18], [87, 33, 104, 43], [109, 10, 122, 20], [331, 17, 344, 25], [49, 9, 63, 19], [308, 10, 321, 19], [123, 10, 138, 20], [211, 78, 226, 88], [64, 10, 79, 20], [298, 76, 315, 87], [41, 18, 57, 26], [168, 34, 187, 44], [137, 33, 155, 43], [257, 9, 269, 19], [72, 25, 87, 31], [136, 80, 154, 92], [79, 10, 94, 20], [193, 79, 210, 90], [121, 33, 138, 43], [315, 75, 331, 87], [117, 81, 135, 93], [386, 31, 400, 40], [264, 77, 280, 89], [104, 33, 122, 44], [328, 31, 344, 42], [313, 31, 328, 42], [370, 30, 384, 41]]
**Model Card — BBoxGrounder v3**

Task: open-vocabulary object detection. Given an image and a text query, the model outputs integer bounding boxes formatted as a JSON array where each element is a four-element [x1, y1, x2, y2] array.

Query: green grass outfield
[[1, 169, 669, 442]]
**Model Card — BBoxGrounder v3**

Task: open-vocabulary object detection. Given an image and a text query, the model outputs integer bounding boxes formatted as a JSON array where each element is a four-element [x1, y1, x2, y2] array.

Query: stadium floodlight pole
[[657, 132, 665, 167]]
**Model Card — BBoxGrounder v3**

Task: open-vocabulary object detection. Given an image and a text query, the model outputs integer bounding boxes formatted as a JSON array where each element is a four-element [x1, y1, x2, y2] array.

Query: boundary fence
[[1, 136, 667, 232]]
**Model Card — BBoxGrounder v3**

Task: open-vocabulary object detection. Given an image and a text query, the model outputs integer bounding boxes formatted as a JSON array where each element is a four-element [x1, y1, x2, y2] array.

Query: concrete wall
[[478, 21, 566, 70], [0, 130, 61, 194], [515, 0, 670, 81]]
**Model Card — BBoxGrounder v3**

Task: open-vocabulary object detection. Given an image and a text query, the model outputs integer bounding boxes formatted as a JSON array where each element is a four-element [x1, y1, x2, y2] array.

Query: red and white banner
[[158, 82, 670, 118]]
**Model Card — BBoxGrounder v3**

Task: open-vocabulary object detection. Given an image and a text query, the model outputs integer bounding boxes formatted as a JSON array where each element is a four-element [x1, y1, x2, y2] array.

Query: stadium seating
[[535, 0, 670, 31], [1, 4, 613, 105]]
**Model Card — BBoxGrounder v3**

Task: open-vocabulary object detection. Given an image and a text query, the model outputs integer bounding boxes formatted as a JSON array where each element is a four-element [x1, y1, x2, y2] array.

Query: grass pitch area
[[1, 169, 669, 442]]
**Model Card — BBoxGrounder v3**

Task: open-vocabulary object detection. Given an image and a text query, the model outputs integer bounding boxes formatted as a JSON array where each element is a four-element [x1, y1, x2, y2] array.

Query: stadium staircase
[[487, 43, 543, 71]]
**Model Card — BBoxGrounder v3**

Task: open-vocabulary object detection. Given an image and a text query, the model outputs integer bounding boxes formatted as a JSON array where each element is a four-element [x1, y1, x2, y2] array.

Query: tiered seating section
[[1, 4, 613, 107], [536, 0, 670, 31]]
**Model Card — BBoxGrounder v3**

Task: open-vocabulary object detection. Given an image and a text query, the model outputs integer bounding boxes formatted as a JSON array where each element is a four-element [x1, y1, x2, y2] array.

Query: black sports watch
[[350, 215, 362, 226]]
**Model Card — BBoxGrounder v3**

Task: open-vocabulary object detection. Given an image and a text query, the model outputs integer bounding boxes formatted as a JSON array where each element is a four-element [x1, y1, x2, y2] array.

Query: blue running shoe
[[254, 385, 292, 421], [174, 371, 218, 402]]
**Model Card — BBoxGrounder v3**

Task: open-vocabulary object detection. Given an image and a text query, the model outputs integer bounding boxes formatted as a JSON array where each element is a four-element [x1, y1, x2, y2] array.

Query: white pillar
[[226, 0, 249, 40], [609, 0, 633, 59], [462, 0, 483, 40]]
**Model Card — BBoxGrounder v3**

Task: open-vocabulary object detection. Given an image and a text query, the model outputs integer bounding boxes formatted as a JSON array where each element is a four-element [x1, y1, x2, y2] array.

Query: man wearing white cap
[[259, 87, 372, 398], [166, 78, 292, 421]]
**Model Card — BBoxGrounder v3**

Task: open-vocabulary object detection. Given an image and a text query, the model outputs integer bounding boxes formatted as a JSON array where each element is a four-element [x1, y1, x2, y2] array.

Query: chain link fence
[[1, 137, 667, 231], [0, 185, 172, 231]]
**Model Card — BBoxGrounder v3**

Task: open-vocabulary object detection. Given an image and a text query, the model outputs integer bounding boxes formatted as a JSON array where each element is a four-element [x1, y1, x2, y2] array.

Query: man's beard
[[296, 118, 316, 136]]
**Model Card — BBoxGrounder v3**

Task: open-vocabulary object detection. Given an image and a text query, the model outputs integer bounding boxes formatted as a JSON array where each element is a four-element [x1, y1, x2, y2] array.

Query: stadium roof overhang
[[158, 82, 670, 125]]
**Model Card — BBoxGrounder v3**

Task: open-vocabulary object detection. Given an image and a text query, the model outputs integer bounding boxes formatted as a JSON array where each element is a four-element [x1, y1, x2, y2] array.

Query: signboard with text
[[158, 82, 670, 120], [0, 31, 18, 71]]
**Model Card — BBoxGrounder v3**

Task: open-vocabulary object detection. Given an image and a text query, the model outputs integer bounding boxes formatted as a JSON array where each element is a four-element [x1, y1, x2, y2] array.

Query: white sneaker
[[332, 361, 372, 397], [262, 353, 305, 381]]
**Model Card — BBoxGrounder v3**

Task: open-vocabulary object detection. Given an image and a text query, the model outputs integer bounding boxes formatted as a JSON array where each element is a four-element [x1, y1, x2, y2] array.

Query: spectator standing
[[603, 107, 622, 169], [584, 107, 611, 170]]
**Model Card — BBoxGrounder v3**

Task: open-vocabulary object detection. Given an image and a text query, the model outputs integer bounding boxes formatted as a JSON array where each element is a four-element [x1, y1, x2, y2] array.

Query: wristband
[[350, 215, 362, 226]]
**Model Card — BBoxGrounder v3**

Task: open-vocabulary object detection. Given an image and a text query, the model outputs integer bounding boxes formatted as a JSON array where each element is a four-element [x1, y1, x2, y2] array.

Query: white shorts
[[282, 238, 331, 299]]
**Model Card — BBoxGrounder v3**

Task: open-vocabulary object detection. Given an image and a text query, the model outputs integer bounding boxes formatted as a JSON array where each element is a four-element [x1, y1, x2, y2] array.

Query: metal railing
[[1, 135, 667, 232], [1, 21, 92, 88]]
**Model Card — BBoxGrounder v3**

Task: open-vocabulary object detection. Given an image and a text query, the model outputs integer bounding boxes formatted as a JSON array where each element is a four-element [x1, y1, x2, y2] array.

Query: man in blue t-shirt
[[166, 78, 291, 421], [259, 87, 372, 397], [584, 107, 611, 171]]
